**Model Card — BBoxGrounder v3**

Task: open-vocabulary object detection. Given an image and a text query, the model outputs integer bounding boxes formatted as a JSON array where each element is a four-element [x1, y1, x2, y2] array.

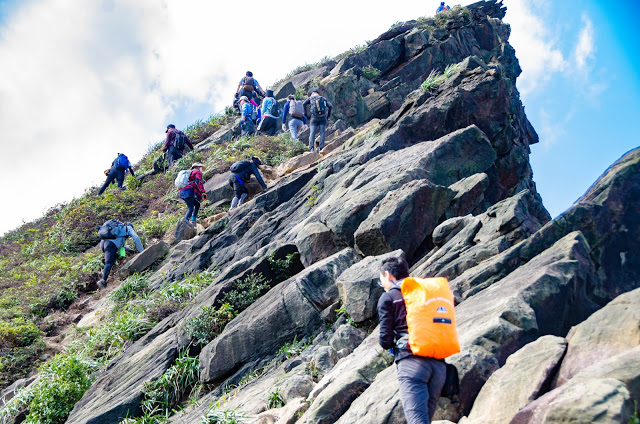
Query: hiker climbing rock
[[228, 156, 267, 210], [437, 2, 451, 13], [163, 124, 194, 166], [178, 162, 207, 224], [282, 94, 308, 140], [97, 153, 136, 195], [239, 96, 259, 137], [96, 220, 143, 290], [303, 88, 333, 152], [237, 71, 265, 102], [258, 89, 281, 136], [377, 256, 459, 424]]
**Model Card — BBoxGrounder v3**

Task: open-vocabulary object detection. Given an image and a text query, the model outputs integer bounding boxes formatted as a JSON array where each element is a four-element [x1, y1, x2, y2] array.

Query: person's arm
[[195, 170, 205, 197], [252, 164, 267, 190], [302, 114, 307, 126], [377, 293, 396, 349], [326, 99, 333, 119], [303, 98, 310, 119], [163, 132, 172, 152], [128, 228, 144, 253], [128, 166, 136, 177], [185, 133, 194, 150], [282, 102, 289, 129]]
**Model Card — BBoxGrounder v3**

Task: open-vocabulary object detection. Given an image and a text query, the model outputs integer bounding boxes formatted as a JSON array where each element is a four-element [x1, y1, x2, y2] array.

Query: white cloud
[[503, 0, 568, 96], [575, 14, 595, 70]]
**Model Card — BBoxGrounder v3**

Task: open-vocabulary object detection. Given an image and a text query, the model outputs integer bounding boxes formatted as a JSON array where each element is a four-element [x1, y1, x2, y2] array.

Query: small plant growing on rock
[[109, 273, 150, 306], [335, 305, 358, 327], [277, 335, 308, 359], [266, 388, 285, 409], [361, 65, 381, 81], [268, 252, 299, 282], [185, 303, 237, 346], [200, 402, 245, 424], [222, 273, 270, 312], [307, 185, 321, 207]]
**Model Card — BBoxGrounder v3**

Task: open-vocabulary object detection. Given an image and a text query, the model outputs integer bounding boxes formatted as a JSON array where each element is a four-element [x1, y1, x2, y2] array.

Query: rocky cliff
[[2, 1, 639, 423]]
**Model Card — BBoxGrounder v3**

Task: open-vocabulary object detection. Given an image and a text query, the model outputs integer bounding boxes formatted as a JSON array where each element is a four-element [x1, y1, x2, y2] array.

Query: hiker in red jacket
[[164, 124, 194, 166], [179, 162, 206, 223]]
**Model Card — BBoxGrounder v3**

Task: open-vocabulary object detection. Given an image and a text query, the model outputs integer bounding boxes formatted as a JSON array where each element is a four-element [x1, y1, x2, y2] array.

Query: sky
[[0, 0, 638, 236]]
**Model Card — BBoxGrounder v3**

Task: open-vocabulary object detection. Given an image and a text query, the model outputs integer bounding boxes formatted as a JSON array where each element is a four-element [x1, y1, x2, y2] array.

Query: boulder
[[335, 250, 405, 323], [199, 248, 360, 383], [553, 287, 640, 387], [461, 335, 567, 424], [294, 221, 339, 267], [195, 126, 233, 151], [118, 241, 169, 277], [312, 346, 339, 374], [354, 179, 453, 259], [201, 212, 227, 229], [320, 128, 356, 156], [172, 219, 196, 244], [279, 373, 315, 403], [275, 151, 321, 177], [274, 81, 295, 100], [329, 324, 367, 354], [204, 171, 234, 203], [446, 172, 489, 218], [431, 215, 474, 247]]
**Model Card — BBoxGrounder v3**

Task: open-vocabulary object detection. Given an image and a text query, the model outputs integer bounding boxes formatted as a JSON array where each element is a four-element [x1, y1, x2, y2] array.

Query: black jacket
[[377, 285, 413, 362], [230, 161, 267, 190]]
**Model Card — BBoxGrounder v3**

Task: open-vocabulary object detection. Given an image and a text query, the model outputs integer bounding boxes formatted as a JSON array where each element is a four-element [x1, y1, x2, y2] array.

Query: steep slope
[[2, 1, 639, 424]]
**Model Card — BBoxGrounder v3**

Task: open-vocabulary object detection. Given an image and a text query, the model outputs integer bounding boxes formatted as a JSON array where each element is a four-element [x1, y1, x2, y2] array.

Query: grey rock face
[[119, 241, 169, 277], [173, 219, 196, 243], [329, 324, 367, 354]]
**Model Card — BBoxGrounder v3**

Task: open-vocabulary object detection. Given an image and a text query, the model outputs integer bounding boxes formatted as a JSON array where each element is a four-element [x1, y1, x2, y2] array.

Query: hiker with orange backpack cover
[[377, 256, 460, 424]]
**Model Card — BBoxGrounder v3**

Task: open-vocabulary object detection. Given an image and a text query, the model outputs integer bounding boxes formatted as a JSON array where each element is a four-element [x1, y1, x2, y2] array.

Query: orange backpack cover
[[401, 277, 460, 359]]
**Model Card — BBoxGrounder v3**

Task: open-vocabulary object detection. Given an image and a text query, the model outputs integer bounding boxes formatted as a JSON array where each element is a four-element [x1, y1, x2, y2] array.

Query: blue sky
[[0, 0, 638, 235]]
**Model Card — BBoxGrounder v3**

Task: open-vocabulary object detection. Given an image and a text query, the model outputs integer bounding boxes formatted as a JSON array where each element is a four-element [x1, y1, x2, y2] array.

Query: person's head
[[287, 94, 295, 101], [246, 71, 253, 77], [251, 156, 262, 167], [441, 1, 445, 5], [166, 124, 176, 133], [191, 162, 205, 171], [265, 89, 274, 98], [309, 87, 321, 97], [239, 96, 249, 104], [379, 257, 409, 291]]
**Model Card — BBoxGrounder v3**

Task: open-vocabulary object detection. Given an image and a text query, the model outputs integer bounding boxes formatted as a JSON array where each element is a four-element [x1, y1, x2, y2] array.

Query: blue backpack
[[115, 154, 130, 170]]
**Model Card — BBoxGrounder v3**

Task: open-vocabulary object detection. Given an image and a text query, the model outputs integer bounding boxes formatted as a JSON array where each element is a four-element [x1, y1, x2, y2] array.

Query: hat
[[308, 87, 321, 96], [251, 156, 262, 166], [191, 162, 205, 169], [166, 124, 176, 133], [239, 96, 249, 102], [265, 89, 274, 98]]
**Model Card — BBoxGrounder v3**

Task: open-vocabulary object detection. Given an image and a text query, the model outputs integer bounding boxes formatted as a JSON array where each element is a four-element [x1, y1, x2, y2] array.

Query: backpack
[[267, 98, 281, 117], [289, 100, 304, 118], [173, 131, 187, 151], [310, 96, 327, 118], [400, 277, 460, 359], [115, 154, 130, 170], [174, 169, 191, 189], [230, 160, 251, 173], [242, 77, 255, 92], [441, 362, 460, 398], [98, 219, 124, 240], [250, 106, 258, 122]]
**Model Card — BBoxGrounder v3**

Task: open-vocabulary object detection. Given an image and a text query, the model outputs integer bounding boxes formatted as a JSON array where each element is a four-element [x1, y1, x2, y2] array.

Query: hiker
[[239, 96, 260, 137], [97, 153, 136, 195], [282, 94, 308, 140], [97, 221, 143, 290], [179, 162, 207, 224], [163, 124, 194, 166], [436, 2, 450, 13], [303, 88, 333, 152], [234, 92, 260, 115], [237, 71, 265, 101], [377, 256, 447, 424], [259, 89, 281, 136], [228, 156, 267, 210]]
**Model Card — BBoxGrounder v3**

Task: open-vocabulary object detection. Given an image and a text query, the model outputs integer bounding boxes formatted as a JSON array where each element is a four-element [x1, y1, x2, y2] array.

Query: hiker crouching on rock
[[377, 257, 447, 424], [228, 156, 267, 210], [97, 153, 136, 195], [164, 124, 194, 166], [97, 221, 143, 290], [179, 162, 207, 224]]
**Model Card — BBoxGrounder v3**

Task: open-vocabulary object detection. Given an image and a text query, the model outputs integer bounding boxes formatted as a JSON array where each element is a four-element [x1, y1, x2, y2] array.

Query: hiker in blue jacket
[[239, 96, 260, 137], [98, 153, 136, 195], [259, 89, 281, 136], [97, 222, 143, 290], [228, 156, 267, 210]]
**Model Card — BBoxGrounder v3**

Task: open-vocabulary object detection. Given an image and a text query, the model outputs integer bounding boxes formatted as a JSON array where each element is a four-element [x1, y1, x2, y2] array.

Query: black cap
[[266, 89, 274, 98], [166, 124, 176, 133], [308, 87, 321, 96], [251, 156, 262, 166]]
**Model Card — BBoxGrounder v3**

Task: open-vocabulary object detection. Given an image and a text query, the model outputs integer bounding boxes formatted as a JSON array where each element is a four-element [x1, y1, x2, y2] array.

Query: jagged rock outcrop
[[58, 1, 640, 423]]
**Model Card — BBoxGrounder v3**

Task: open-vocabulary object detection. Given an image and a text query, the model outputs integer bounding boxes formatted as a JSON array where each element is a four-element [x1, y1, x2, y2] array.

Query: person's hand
[[303, 125, 308, 131], [202, 193, 207, 201], [104, 169, 110, 176], [282, 124, 286, 131]]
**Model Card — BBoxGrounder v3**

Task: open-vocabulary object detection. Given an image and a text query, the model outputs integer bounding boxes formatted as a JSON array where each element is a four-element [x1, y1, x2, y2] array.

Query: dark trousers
[[309, 118, 327, 151], [228, 174, 248, 199], [98, 168, 125, 195], [183, 196, 201, 221], [260, 116, 278, 136], [101, 240, 118, 281], [166, 145, 184, 165], [396, 356, 446, 424], [241, 119, 255, 137]]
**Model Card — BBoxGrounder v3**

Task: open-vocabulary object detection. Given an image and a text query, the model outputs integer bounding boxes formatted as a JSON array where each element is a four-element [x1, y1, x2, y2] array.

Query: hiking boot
[[97, 279, 107, 290]]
